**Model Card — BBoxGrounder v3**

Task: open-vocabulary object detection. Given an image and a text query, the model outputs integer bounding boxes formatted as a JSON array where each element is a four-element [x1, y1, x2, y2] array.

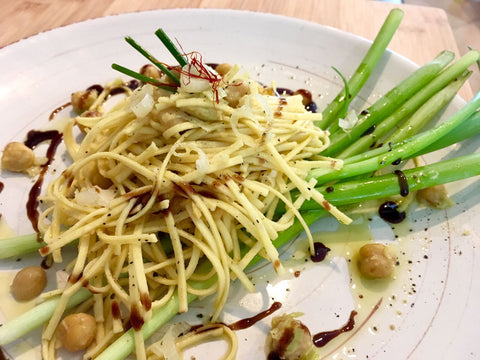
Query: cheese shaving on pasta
[[36, 63, 349, 359]]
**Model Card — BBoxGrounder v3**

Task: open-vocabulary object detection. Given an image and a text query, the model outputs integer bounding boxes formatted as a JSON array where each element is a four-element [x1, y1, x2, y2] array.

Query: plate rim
[[0, 7, 477, 360], [0, 7, 419, 68]]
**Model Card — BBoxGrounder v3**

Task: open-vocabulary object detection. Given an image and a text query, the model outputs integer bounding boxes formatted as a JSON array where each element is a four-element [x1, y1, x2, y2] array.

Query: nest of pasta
[[37, 63, 348, 359]]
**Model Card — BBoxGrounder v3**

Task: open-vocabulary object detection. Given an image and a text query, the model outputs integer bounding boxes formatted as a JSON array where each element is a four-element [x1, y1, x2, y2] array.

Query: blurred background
[[382, 0, 480, 92]]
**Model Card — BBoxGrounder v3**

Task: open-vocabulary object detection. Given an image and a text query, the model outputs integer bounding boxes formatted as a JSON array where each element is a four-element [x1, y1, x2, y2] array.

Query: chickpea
[[58, 313, 97, 352], [260, 86, 275, 96], [139, 64, 162, 80], [416, 184, 454, 209], [214, 63, 233, 76], [11, 265, 47, 301], [357, 243, 396, 279], [269, 314, 313, 360], [1, 142, 35, 173], [71, 89, 99, 114], [225, 80, 250, 107]]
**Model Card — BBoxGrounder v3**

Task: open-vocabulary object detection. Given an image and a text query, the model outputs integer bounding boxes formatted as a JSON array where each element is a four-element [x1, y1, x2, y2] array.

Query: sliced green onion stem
[[385, 70, 471, 144], [155, 28, 189, 67], [111, 64, 177, 92], [0, 233, 43, 259], [303, 152, 480, 210], [336, 51, 479, 158], [309, 89, 480, 183], [317, 8, 404, 129], [335, 110, 480, 167], [124, 36, 181, 85], [328, 66, 351, 132], [416, 110, 480, 155], [0, 288, 91, 346], [322, 50, 455, 157]]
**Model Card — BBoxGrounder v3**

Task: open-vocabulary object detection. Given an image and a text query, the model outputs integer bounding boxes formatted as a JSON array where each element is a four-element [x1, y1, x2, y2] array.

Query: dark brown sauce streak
[[228, 301, 282, 330], [24, 130, 61, 149], [294, 88, 312, 102], [40, 254, 53, 269], [274, 326, 295, 358], [361, 124, 376, 137], [124, 80, 140, 91], [109, 87, 127, 96], [394, 169, 409, 197], [49, 102, 71, 121], [274, 97, 287, 118], [312, 310, 357, 347], [68, 271, 84, 284], [379, 200, 406, 224], [128, 192, 151, 215], [275, 88, 317, 112], [87, 84, 104, 93], [25, 130, 63, 237], [273, 87, 317, 112], [112, 301, 121, 319], [187, 302, 282, 336], [276, 87, 294, 96], [319, 297, 383, 358], [391, 158, 402, 166], [310, 242, 330, 263], [267, 352, 282, 360], [130, 304, 144, 331], [0, 347, 9, 360], [0, 181, 4, 193], [294, 88, 317, 112], [140, 292, 152, 311]]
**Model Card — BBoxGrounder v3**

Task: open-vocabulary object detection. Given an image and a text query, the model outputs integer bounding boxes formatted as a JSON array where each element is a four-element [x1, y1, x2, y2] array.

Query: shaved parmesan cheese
[[130, 84, 155, 117], [74, 186, 115, 207], [339, 109, 359, 132]]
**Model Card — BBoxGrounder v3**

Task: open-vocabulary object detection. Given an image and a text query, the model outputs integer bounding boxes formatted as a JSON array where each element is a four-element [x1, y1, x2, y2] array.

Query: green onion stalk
[[309, 89, 480, 183], [332, 51, 479, 159], [317, 8, 404, 130], [324, 50, 455, 141]]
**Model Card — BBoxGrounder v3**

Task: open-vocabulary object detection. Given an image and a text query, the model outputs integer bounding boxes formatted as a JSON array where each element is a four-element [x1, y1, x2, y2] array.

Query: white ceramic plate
[[0, 9, 479, 360]]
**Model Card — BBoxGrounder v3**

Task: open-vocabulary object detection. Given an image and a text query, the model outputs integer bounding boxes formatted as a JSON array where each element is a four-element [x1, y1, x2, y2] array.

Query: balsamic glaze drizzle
[[394, 169, 409, 197], [379, 201, 406, 224], [24, 130, 63, 236], [312, 310, 358, 347], [311, 242, 331, 263], [228, 302, 282, 330], [361, 124, 376, 137], [0, 347, 10, 360]]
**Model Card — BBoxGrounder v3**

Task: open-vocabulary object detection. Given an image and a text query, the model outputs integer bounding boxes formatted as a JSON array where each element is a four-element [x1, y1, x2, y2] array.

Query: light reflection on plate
[[0, 8, 479, 360]]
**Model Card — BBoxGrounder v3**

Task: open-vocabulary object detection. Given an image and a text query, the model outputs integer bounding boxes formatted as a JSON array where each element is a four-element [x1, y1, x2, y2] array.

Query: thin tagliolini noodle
[[36, 62, 350, 359]]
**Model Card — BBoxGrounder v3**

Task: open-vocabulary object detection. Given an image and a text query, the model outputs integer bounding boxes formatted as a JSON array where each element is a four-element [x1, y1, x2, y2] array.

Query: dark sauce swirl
[[228, 302, 282, 330], [379, 200, 406, 224], [0, 347, 9, 360], [394, 169, 409, 197], [49, 102, 71, 121], [312, 310, 357, 347], [25, 130, 63, 237], [311, 242, 331, 262]]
